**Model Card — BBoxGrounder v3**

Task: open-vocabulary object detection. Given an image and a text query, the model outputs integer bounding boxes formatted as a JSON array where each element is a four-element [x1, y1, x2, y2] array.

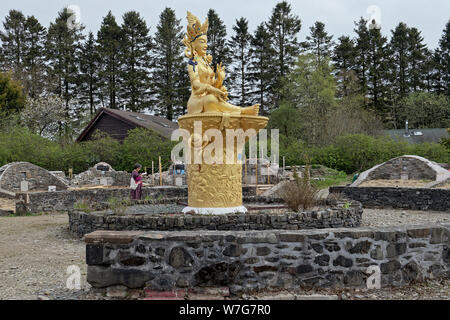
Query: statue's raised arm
[[182, 11, 260, 116]]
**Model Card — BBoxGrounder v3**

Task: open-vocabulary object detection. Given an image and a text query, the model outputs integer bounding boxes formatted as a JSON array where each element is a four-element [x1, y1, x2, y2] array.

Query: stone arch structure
[[0, 162, 69, 193], [351, 155, 450, 187]]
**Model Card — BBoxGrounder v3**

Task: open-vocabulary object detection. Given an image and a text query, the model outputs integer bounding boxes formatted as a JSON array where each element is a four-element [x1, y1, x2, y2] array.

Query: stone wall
[[329, 186, 450, 212], [0, 162, 68, 193], [84, 223, 450, 291], [68, 200, 363, 237], [71, 163, 130, 187], [351, 155, 450, 187], [16, 186, 257, 214]]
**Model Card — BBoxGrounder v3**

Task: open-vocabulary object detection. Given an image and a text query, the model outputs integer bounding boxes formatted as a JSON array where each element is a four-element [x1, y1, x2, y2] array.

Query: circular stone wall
[[68, 200, 363, 237]]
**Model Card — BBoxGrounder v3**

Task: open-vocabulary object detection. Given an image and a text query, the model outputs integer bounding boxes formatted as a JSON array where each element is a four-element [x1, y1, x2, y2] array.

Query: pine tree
[[332, 35, 358, 97], [229, 17, 252, 106], [23, 15, 46, 98], [119, 11, 152, 112], [389, 22, 410, 100], [266, 1, 302, 105], [302, 21, 333, 64], [152, 7, 185, 120], [45, 8, 85, 141], [248, 23, 274, 114], [0, 10, 27, 81], [408, 27, 428, 92], [78, 32, 100, 115], [206, 9, 230, 73], [367, 26, 389, 112], [436, 19, 449, 95], [97, 11, 122, 109], [354, 18, 371, 104]]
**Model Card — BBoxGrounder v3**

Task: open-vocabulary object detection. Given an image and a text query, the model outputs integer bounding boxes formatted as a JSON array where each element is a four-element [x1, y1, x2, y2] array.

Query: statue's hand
[[215, 62, 226, 88]]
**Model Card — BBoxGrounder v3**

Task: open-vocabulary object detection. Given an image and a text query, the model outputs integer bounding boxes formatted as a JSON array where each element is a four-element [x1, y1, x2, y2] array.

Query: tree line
[[0, 1, 449, 141]]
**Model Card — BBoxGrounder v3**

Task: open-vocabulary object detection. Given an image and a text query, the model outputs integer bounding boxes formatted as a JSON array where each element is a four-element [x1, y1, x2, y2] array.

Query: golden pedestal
[[178, 112, 268, 214]]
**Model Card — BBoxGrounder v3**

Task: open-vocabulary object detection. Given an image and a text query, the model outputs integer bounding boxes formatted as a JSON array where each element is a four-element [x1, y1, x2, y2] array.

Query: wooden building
[[76, 108, 178, 142]]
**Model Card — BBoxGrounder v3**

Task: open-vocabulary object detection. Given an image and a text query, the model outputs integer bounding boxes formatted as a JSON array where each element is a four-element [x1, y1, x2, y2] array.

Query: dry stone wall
[[68, 200, 363, 237], [0, 162, 68, 193], [329, 186, 450, 212], [84, 223, 450, 291]]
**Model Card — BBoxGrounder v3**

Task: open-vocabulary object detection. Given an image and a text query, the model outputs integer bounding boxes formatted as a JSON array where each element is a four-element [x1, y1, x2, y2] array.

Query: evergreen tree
[[23, 15, 46, 97], [0, 10, 27, 80], [206, 9, 230, 73], [266, 1, 302, 105], [152, 7, 185, 120], [97, 11, 122, 109], [436, 19, 449, 95], [302, 21, 333, 64], [389, 22, 410, 100], [332, 35, 358, 97], [367, 26, 389, 112], [78, 32, 100, 115], [45, 8, 85, 141], [229, 17, 252, 106], [407, 27, 428, 92], [353, 18, 371, 104], [119, 11, 152, 112], [248, 23, 274, 114]]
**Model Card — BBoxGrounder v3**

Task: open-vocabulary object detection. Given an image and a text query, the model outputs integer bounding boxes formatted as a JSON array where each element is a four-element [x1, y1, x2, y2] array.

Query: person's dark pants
[[130, 184, 142, 200]]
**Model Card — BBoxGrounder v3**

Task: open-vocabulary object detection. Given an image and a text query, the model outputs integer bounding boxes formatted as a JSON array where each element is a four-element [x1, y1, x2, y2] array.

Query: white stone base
[[182, 206, 248, 215]]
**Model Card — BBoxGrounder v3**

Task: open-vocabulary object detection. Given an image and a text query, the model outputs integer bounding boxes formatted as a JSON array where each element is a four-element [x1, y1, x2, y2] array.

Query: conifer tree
[[435, 19, 449, 95], [229, 17, 252, 106], [45, 8, 85, 141], [0, 10, 27, 80], [97, 11, 122, 109], [332, 35, 358, 97], [266, 1, 301, 105], [353, 18, 371, 103], [206, 9, 230, 73], [248, 23, 274, 114], [119, 11, 152, 112], [367, 26, 389, 112], [389, 22, 410, 100], [78, 32, 100, 115], [302, 21, 333, 64], [152, 7, 185, 120], [23, 15, 46, 98], [408, 27, 428, 92]]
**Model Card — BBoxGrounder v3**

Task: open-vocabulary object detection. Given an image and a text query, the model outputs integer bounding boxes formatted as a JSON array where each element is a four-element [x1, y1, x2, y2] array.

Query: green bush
[[281, 134, 449, 174]]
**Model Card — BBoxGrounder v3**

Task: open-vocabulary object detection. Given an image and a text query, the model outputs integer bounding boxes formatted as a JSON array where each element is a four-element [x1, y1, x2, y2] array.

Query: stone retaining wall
[[329, 186, 450, 212], [69, 200, 363, 237], [84, 223, 450, 291], [15, 186, 257, 214]]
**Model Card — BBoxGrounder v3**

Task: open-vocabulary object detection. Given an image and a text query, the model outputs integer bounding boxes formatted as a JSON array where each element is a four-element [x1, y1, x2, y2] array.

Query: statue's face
[[193, 35, 208, 57]]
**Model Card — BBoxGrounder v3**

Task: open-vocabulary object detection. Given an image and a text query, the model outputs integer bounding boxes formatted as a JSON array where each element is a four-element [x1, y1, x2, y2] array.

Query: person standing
[[130, 163, 143, 200]]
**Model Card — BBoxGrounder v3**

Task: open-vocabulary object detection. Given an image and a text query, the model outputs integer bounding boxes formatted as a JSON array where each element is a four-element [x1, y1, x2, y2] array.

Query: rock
[[222, 244, 243, 257], [106, 285, 128, 298], [333, 256, 353, 268], [256, 246, 271, 256], [169, 247, 192, 268]]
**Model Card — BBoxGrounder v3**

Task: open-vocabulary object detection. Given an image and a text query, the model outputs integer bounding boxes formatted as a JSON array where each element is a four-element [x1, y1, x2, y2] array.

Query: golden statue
[[182, 11, 260, 116], [178, 11, 268, 215]]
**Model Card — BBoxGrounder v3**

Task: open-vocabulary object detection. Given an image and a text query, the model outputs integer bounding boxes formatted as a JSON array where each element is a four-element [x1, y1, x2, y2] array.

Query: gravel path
[[0, 214, 90, 300], [362, 208, 449, 226], [0, 208, 448, 300]]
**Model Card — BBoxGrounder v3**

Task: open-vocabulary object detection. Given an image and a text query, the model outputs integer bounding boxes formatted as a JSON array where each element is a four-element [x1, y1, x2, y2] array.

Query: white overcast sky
[[0, 0, 449, 49]]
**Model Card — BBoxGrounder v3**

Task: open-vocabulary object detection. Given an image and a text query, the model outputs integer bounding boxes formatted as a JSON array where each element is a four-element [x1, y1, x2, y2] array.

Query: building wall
[[82, 113, 137, 142]]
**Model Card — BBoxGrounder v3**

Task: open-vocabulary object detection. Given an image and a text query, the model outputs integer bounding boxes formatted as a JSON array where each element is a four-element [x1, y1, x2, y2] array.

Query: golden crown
[[185, 11, 208, 43]]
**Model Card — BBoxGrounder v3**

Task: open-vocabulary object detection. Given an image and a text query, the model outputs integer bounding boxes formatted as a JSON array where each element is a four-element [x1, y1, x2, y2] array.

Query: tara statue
[[182, 11, 260, 116]]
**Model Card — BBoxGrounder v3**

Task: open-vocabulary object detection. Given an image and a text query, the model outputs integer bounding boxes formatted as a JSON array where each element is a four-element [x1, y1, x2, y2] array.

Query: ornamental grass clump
[[280, 164, 318, 211]]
